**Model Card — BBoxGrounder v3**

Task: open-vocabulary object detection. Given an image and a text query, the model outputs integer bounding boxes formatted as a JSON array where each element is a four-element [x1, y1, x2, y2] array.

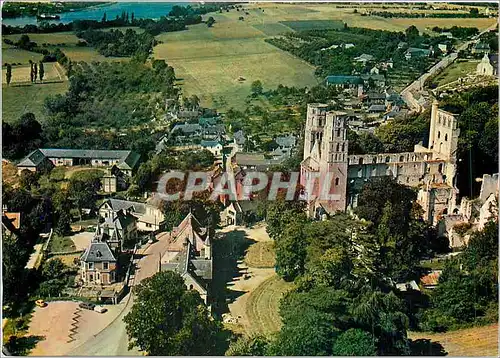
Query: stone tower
[[301, 104, 348, 217]]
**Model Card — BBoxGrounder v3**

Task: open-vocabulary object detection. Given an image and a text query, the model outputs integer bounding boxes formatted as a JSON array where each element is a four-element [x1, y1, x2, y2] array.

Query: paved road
[[67, 232, 172, 356], [401, 20, 498, 111]]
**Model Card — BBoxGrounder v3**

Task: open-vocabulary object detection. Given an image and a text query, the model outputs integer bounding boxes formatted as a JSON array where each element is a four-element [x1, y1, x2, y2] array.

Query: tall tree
[[6, 63, 12, 85], [124, 271, 222, 355], [39, 61, 44, 82], [206, 16, 215, 27], [29, 60, 34, 82], [101, 12, 107, 23], [33, 62, 38, 82], [251, 80, 263, 96]]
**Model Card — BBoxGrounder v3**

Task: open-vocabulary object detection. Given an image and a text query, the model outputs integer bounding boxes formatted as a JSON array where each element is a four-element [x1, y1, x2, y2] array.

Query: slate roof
[[355, 53, 374, 62], [81, 242, 116, 262], [325, 75, 364, 85], [172, 123, 202, 134], [39, 148, 132, 160], [198, 117, 219, 126], [17, 149, 47, 167], [406, 47, 431, 57], [117, 151, 141, 171], [201, 140, 222, 148], [474, 41, 490, 50], [275, 134, 297, 148], [105, 198, 147, 215], [233, 130, 246, 145], [368, 104, 387, 112]]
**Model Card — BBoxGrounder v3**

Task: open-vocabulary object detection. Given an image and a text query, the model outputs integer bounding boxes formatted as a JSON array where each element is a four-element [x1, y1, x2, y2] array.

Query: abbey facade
[[300, 101, 460, 225]]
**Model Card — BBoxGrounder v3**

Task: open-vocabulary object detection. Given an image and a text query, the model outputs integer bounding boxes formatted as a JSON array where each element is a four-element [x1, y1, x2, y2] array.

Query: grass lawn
[[434, 60, 479, 87], [409, 324, 498, 356], [245, 275, 294, 335], [244, 241, 276, 268], [48, 235, 76, 253], [2, 46, 43, 65], [2, 81, 69, 124]]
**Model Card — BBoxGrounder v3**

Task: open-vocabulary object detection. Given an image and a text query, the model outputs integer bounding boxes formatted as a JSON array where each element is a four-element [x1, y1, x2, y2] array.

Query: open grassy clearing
[[4, 32, 80, 46], [244, 241, 276, 268], [154, 17, 317, 109], [2, 46, 43, 65], [408, 324, 498, 356], [2, 81, 69, 124], [245, 275, 294, 336], [434, 60, 479, 86]]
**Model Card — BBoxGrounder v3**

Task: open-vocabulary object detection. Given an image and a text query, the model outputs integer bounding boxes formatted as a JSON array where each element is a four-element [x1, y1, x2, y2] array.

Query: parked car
[[35, 299, 47, 308], [79, 302, 95, 311], [94, 305, 108, 314]]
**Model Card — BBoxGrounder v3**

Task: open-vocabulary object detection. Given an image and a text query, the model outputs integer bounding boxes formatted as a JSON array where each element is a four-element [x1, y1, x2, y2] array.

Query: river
[[2, 2, 191, 27]]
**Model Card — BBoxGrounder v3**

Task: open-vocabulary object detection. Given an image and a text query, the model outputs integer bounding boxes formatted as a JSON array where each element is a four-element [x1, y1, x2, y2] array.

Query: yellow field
[[2, 62, 65, 84], [409, 324, 498, 356]]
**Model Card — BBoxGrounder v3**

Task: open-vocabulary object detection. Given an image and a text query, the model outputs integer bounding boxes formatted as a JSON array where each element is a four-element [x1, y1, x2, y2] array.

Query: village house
[[472, 41, 490, 54], [160, 213, 213, 304], [405, 47, 432, 60], [80, 241, 117, 286], [354, 53, 375, 64], [201, 140, 224, 158], [231, 152, 284, 171], [233, 130, 246, 152], [99, 198, 165, 233], [17, 148, 141, 176], [476, 53, 498, 76]]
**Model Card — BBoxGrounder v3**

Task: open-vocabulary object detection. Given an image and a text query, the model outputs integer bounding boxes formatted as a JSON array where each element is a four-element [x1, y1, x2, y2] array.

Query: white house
[[201, 140, 223, 158]]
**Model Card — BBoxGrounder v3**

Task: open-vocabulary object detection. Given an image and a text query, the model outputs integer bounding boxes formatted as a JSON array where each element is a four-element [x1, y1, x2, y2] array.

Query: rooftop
[[81, 242, 116, 263]]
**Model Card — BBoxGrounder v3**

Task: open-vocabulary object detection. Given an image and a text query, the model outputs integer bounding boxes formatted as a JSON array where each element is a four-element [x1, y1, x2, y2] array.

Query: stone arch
[[359, 157, 364, 165], [385, 156, 390, 163], [399, 155, 404, 162]]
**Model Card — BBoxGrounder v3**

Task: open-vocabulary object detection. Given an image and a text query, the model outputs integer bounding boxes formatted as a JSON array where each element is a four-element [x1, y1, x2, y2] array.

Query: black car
[[79, 302, 95, 310]]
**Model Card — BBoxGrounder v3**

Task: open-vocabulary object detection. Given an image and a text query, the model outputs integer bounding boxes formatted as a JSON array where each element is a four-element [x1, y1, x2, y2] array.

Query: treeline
[[431, 26, 479, 39], [2, 1, 104, 18], [76, 28, 156, 58], [367, 9, 489, 18], [2, 3, 230, 35]]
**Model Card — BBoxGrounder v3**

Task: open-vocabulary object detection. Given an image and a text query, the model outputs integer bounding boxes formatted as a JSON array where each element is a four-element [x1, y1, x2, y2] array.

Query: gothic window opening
[[358, 158, 363, 165], [335, 177, 340, 186]]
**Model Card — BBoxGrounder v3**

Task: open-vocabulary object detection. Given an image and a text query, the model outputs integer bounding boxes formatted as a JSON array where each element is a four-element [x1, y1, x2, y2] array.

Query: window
[[385, 156, 390, 163], [146, 223, 152, 228], [358, 158, 363, 165], [88, 262, 94, 270], [437, 131, 441, 139], [96, 272, 100, 281], [336, 143, 340, 151], [399, 155, 404, 162], [372, 157, 377, 164], [103, 262, 109, 270], [89, 274, 94, 282], [445, 133, 448, 141], [335, 177, 340, 186]]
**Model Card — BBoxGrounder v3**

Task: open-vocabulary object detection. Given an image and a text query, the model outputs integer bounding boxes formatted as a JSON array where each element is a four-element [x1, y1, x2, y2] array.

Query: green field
[[280, 19, 344, 31], [434, 60, 479, 87], [153, 11, 319, 109], [2, 81, 69, 124]]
